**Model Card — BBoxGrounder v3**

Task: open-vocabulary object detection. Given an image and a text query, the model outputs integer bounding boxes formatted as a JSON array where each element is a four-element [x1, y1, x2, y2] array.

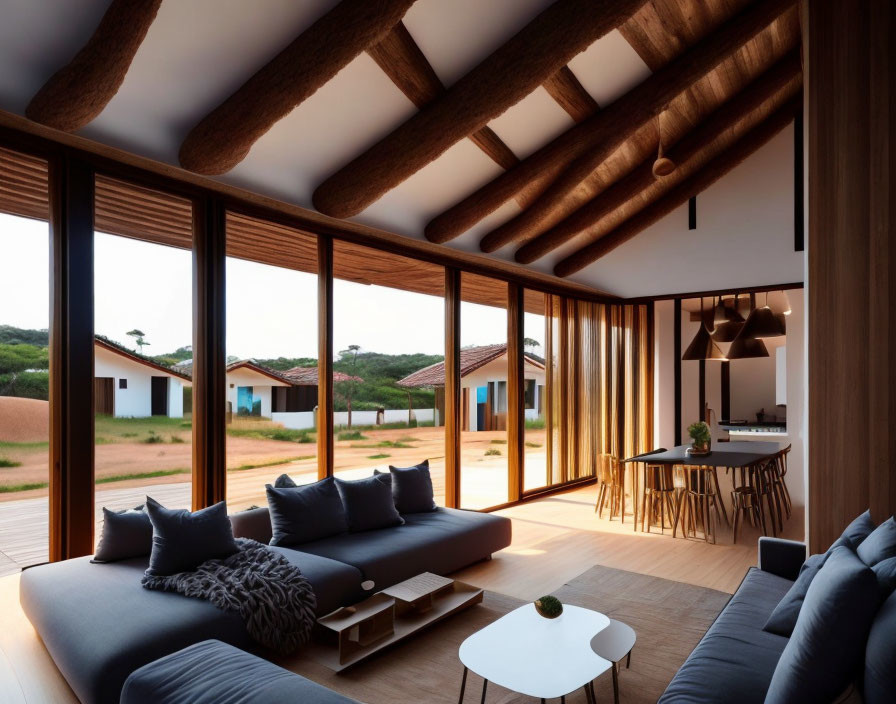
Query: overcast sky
[[1, 213, 544, 360]]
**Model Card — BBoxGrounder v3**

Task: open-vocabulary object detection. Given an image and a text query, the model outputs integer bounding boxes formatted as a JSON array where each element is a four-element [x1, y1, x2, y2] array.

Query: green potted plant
[[534, 595, 563, 619], [687, 421, 712, 456]]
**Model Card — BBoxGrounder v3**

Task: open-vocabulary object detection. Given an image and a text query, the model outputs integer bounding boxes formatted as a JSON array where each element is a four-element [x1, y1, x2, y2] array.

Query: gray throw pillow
[[830, 509, 877, 551], [763, 552, 828, 636], [266, 476, 348, 547], [144, 497, 238, 576], [856, 516, 896, 566], [387, 460, 437, 514], [92, 506, 153, 563], [766, 546, 880, 704], [864, 591, 896, 704], [274, 473, 297, 488], [871, 556, 896, 596], [335, 476, 404, 532]]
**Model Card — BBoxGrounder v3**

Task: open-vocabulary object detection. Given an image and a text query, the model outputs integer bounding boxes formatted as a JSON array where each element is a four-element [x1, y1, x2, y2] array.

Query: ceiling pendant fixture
[[767, 290, 792, 316], [740, 292, 786, 339], [712, 295, 730, 326], [682, 298, 727, 361], [652, 109, 676, 178], [728, 294, 770, 359], [711, 293, 746, 342]]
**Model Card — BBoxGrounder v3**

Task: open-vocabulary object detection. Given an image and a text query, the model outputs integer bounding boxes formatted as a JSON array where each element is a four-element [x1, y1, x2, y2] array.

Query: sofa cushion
[[295, 507, 511, 589], [145, 497, 238, 576], [766, 546, 880, 704], [266, 477, 348, 547], [20, 556, 252, 704], [871, 556, 896, 596], [92, 506, 153, 562], [268, 547, 367, 616], [387, 460, 437, 514], [864, 590, 896, 704], [830, 509, 876, 551], [658, 567, 793, 704], [274, 473, 297, 488], [856, 516, 896, 566], [121, 639, 360, 704], [763, 552, 827, 636], [335, 475, 404, 532]]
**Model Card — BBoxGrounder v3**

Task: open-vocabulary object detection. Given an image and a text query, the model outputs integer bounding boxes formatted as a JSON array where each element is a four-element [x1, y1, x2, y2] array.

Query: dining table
[[622, 441, 784, 533]]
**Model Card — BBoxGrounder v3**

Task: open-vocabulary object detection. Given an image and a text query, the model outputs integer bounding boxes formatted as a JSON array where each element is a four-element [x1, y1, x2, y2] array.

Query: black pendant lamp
[[727, 294, 770, 359], [711, 293, 746, 342], [682, 298, 727, 361], [740, 292, 786, 339]]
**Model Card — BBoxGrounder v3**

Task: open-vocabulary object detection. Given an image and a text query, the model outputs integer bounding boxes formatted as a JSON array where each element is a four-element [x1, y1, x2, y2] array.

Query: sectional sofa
[[20, 503, 511, 704]]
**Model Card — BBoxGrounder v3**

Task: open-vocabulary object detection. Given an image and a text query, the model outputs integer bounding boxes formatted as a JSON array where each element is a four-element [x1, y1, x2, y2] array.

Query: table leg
[[612, 663, 620, 704], [480, 679, 487, 704], [584, 682, 596, 704], [633, 463, 640, 532], [457, 666, 467, 704]]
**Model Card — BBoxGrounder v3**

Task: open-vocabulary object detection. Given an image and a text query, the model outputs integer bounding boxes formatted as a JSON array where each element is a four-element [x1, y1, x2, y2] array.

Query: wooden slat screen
[[0, 147, 49, 221], [543, 297, 652, 482], [94, 175, 193, 248]]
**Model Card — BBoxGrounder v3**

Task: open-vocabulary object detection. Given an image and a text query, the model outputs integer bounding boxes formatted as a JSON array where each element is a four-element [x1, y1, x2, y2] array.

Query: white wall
[[460, 356, 546, 431], [168, 379, 184, 418], [94, 346, 185, 418], [272, 411, 316, 430], [272, 408, 436, 431], [226, 368, 288, 418]]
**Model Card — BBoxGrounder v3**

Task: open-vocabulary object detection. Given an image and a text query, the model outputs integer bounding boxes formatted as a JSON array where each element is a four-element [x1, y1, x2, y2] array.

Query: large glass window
[[460, 273, 508, 509], [523, 290, 550, 492], [93, 176, 194, 532], [0, 148, 50, 575], [225, 213, 318, 511], [332, 242, 445, 503]]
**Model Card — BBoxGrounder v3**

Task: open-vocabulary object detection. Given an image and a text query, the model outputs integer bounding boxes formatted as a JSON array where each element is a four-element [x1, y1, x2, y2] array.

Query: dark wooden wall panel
[[49, 154, 95, 560], [806, 0, 895, 551]]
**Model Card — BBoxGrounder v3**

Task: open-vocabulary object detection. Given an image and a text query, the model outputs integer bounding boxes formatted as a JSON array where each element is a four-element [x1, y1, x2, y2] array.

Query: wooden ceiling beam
[[553, 95, 800, 278], [427, 0, 795, 246], [542, 66, 600, 122], [367, 24, 521, 185], [515, 50, 802, 264], [25, 0, 162, 131], [312, 0, 645, 218], [178, 0, 417, 175]]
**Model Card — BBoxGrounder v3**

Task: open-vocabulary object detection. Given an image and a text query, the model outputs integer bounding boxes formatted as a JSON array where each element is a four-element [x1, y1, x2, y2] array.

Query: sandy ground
[[0, 397, 48, 443], [0, 422, 549, 510]]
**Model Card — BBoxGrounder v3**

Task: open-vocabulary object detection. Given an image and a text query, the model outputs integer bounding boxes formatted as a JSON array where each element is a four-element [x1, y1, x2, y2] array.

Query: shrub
[[367, 453, 391, 460], [484, 448, 501, 456], [490, 439, 507, 445], [337, 430, 367, 441], [169, 435, 185, 444], [143, 431, 163, 444], [0, 458, 22, 468], [525, 441, 543, 448]]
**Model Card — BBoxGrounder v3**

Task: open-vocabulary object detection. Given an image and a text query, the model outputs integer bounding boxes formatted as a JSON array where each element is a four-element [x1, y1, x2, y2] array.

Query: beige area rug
[[280, 564, 733, 703]]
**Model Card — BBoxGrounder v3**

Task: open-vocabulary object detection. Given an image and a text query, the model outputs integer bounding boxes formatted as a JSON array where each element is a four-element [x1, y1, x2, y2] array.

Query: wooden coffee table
[[308, 572, 483, 671]]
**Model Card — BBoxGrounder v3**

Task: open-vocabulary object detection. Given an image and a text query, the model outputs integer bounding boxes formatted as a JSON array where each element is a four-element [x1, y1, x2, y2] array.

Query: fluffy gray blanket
[[141, 538, 317, 654]]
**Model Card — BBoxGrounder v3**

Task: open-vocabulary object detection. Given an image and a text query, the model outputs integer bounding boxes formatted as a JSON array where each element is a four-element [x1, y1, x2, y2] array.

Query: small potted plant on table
[[534, 595, 563, 619], [687, 421, 712, 456]]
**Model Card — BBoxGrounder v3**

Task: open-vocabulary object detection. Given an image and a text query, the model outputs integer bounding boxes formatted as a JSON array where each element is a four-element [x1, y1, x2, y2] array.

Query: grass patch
[[227, 427, 314, 444], [169, 435, 185, 444], [142, 432, 164, 444], [490, 439, 507, 445], [0, 481, 48, 493], [0, 440, 49, 450], [0, 458, 23, 468], [484, 448, 502, 456], [94, 436, 114, 445], [367, 453, 391, 460], [525, 418, 546, 430], [337, 430, 367, 441], [228, 456, 315, 472], [351, 440, 414, 449], [334, 420, 434, 432], [525, 441, 543, 448], [121, 432, 138, 438], [180, 422, 191, 428], [96, 469, 188, 484], [396, 436, 420, 442]]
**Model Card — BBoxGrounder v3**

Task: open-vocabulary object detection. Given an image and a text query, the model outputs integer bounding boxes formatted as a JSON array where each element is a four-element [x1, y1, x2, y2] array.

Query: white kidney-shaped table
[[458, 603, 612, 703]]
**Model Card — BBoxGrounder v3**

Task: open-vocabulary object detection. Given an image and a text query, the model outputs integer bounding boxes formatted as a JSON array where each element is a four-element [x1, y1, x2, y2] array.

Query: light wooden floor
[[0, 483, 803, 703]]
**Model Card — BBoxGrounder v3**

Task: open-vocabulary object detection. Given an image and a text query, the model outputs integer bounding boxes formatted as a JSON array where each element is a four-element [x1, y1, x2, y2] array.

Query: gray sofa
[[658, 537, 896, 703], [121, 640, 360, 704], [20, 506, 511, 704]]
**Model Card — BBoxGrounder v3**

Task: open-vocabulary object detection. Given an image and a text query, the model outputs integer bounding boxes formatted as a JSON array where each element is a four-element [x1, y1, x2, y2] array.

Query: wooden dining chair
[[641, 463, 676, 534], [748, 458, 782, 537], [595, 453, 626, 523], [674, 466, 725, 544], [771, 445, 793, 520]]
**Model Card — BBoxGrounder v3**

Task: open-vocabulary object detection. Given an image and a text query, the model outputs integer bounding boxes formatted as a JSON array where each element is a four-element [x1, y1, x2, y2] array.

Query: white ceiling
[[0, 0, 805, 297]]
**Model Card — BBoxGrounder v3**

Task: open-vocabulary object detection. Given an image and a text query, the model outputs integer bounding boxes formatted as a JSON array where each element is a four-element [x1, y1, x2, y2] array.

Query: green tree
[[126, 329, 150, 354], [0, 343, 49, 397], [336, 344, 361, 428], [523, 337, 541, 352]]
